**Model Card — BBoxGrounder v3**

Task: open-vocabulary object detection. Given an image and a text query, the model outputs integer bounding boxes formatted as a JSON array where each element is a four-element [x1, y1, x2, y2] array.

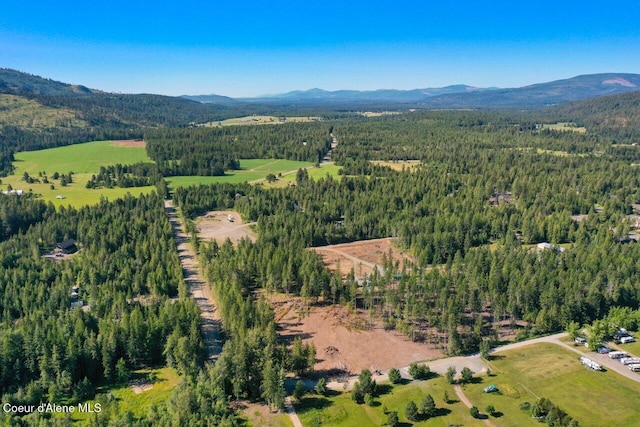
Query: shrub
[[470, 406, 480, 418], [405, 401, 419, 422], [388, 367, 402, 384]]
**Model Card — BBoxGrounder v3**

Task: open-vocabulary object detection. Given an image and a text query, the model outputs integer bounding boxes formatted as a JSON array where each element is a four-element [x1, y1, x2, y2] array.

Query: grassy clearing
[[263, 164, 343, 188], [470, 343, 640, 426], [69, 367, 180, 423], [239, 404, 294, 427], [538, 122, 587, 133], [295, 377, 484, 426], [201, 115, 322, 127], [167, 159, 314, 189], [1, 141, 155, 208]]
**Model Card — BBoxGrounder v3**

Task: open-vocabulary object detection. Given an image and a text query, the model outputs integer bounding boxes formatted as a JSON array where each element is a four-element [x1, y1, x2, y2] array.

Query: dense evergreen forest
[[0, 194, 244, 425], [144, 124, 333, 176]]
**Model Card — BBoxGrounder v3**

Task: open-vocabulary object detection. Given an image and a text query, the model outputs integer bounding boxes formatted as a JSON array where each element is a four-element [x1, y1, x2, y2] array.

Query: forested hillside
[[551, 90, 640, 141]]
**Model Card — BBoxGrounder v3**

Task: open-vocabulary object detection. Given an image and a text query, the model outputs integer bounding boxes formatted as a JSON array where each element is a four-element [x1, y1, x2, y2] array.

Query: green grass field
[[264, 164, 343, 188], [166, 159, 315, 189], [470, 343, 640, 426], [1, 141, 155, 208], [68, 367, 180, 423], [295, 377, 484, 427]]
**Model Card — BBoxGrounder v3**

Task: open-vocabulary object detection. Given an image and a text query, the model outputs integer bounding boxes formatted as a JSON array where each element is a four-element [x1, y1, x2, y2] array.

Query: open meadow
[[1, 140, 155, 208], [262, 163, 343, 188], [467, 343, 640, 427], [166, 158, 315, 189]]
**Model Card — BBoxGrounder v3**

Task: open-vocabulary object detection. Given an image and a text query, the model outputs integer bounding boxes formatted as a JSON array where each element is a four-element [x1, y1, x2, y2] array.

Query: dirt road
[[453, 385, 497, 427], [165, 200, 223, 361]]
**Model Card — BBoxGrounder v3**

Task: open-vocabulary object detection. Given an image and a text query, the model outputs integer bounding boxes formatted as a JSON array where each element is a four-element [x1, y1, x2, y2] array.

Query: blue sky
[[1, 0, 639, 97]]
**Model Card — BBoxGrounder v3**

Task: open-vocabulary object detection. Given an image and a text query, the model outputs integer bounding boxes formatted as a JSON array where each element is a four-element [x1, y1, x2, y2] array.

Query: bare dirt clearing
[[195, 210, 256, 244], [312, 237, 415, 279], [110, 139, 146, 147], [272, 295, 442, 375], [371, 160, 421, 171], [129, 379, 153, 394]]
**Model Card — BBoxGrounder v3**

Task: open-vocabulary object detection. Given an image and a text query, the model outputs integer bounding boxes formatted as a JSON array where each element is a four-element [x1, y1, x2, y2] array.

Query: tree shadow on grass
[[325, 389, 341, 398], [469, 376, 484, 384], [434, 407, 452, 417], [295, 396, 333, 415], [492, 411, 504, 418], [377, 384, 394, 396]]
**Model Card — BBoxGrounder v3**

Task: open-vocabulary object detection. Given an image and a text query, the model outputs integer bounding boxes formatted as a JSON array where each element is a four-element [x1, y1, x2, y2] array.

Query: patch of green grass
[[1, 141, 155, 208], [472, 343, 640, 426], [13, 140, 152, 173], [238, 409, 294, 427], [295, 377, 484, 426], [69, 367, 181, 423], [167, 159, 314, 189], [539, 122, 586, 134]]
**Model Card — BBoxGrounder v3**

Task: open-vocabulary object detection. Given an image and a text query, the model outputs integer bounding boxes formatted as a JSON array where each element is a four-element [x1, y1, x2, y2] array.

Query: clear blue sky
[[2, 0, 639, 97]]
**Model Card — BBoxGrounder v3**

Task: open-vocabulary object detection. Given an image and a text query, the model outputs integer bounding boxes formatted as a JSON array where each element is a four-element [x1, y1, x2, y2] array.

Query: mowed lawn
[[295, 376, 485, 427], [2, 141, 155, 208], [167, 159, 314, 189], [466, 343, 640, 427]]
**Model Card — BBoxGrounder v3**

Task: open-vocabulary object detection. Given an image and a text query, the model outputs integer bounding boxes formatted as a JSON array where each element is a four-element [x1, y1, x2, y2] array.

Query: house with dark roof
[[55, 239, 77, 255]]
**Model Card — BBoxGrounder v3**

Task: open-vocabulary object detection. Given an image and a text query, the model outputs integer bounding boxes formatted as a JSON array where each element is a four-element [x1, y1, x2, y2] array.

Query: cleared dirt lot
[[195, 210, 256, 244], [312, 237, 415, 279], [273, 295, 442, 376]]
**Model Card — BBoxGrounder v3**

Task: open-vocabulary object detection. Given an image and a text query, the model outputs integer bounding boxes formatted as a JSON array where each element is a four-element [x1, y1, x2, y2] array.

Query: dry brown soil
[[110, 139, 146, 147], [272, 295, 442, 375], [195, 210, 256, 245], [312, 237, 415, 278]]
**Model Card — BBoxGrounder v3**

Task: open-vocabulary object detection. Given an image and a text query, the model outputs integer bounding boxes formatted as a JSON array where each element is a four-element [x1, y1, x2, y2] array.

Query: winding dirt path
[[165, 200, 223, 361], [453, 385, 496, 427]]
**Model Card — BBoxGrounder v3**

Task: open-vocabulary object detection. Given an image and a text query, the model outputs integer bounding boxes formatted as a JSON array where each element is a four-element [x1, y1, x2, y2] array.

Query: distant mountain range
[[184, 73, 640, 108], [2, 67, 640, 114]]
